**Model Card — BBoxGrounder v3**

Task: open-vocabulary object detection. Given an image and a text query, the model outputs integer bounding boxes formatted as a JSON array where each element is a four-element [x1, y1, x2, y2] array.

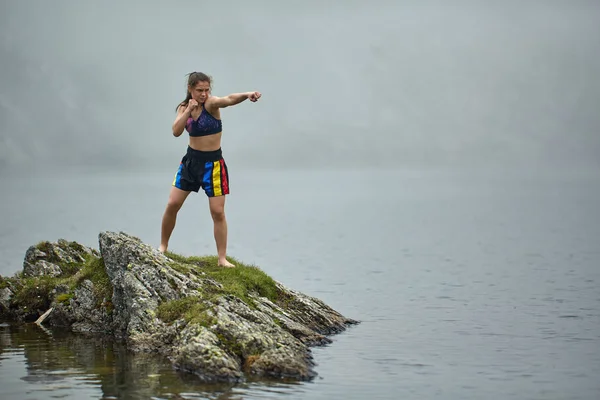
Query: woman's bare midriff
[[188, 133, 223, 152]]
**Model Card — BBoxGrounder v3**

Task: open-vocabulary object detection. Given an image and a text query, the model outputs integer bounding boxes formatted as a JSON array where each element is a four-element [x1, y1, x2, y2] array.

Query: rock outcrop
[[0, 232, 358, 382]]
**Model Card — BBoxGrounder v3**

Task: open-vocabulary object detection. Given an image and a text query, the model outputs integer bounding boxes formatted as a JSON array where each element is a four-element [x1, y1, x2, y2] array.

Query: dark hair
[[176, 71, 213, 111]]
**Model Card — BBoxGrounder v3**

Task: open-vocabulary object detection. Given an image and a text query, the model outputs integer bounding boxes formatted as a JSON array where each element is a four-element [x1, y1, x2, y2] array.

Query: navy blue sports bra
[[185, 107, 222, 137]]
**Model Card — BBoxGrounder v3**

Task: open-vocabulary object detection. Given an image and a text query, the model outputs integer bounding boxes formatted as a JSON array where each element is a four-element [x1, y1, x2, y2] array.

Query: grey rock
[[171, 323, 243, 382], [71, 280, 111, 333], [0, 287, 13, 317], [0, 230, 359, 383], [212, 295, 315, 380], [251, 294, 331, 346], [22, 239, 99, 278], [98, 231, 205, 341], [24, 259, 63, 278]]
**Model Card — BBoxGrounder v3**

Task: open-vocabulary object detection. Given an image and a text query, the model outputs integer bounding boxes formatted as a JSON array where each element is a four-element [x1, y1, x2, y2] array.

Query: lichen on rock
[[0, 231, 359, 383]]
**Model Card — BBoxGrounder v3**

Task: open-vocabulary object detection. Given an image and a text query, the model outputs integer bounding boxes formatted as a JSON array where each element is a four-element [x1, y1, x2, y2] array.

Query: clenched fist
[[248, 92, 261, 102], [186, 99, 198, 112]]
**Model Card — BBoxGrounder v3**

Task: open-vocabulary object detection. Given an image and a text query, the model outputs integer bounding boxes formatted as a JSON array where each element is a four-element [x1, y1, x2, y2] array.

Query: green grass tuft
[[11, 275, 57, 314], [66, 241, 87, 254], [164, 251, 209, 269], [35, 241, 62, 263], [33, 240, 88, 278], [7, 253, 112, 320], [157, 296, 215, 326], [56, 293, 74, 303], [165, 252, 279, 307], [74, 256, 113, 306]]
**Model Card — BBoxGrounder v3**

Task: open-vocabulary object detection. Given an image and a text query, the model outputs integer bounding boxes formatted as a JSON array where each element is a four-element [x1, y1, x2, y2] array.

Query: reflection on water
[[0, 323, 306, 399]]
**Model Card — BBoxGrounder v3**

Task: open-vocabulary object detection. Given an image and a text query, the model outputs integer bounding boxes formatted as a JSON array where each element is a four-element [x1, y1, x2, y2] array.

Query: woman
[[159, 71, 261, 267]]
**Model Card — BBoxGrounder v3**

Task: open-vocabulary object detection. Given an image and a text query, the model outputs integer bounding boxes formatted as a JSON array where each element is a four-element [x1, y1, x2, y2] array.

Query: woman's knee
[[209, 196, 226, 221], [209, 204, 225, 221], [166, 196, 184, 213], [166, 187, 189, 213]]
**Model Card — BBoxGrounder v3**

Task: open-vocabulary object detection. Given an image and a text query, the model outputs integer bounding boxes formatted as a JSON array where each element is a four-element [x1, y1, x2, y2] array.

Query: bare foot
[[159, 244, 167, 253], [218, 259, 235, 268]]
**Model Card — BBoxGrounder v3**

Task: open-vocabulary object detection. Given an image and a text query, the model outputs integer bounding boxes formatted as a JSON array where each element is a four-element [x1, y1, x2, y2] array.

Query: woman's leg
[[160, 186, 190, 252], [209, 195, 234, 267]]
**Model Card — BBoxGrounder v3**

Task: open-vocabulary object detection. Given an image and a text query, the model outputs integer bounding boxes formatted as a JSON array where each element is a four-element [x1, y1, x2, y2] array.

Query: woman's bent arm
[[172, 105, 191, 137]]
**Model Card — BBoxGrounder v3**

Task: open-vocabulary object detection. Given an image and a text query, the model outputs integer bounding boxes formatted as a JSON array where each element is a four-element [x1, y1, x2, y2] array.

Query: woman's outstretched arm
[[207, 91, 261, 109]]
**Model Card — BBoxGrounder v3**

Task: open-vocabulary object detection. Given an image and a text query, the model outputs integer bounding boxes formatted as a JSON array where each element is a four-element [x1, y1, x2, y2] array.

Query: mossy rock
[[6, 254, 112, 322], [163, 251, 283, 311], [2, 231, 359, 384]]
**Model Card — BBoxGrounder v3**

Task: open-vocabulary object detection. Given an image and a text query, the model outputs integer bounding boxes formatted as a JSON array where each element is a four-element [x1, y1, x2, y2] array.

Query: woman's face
[[189, 81, 211, 104]]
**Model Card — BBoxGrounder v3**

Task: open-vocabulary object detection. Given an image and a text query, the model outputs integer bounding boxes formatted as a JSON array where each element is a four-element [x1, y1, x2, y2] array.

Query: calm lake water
[[1, 166, 599, 399]]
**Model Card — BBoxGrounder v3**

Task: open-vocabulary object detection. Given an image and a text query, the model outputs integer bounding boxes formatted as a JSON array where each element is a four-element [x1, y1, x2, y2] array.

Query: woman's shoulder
[[203, 98, 221, 114]]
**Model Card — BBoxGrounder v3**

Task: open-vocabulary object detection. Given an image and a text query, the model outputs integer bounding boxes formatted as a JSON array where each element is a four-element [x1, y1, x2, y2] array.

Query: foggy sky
[[1, 0, 599, 173]]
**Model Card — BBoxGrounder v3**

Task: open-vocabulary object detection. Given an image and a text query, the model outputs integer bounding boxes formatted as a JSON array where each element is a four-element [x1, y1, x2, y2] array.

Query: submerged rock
[[0, 231, 358, 383]]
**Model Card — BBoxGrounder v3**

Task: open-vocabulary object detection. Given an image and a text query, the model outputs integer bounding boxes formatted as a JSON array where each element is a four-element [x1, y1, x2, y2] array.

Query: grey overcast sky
[[1, 0, 599, 173]]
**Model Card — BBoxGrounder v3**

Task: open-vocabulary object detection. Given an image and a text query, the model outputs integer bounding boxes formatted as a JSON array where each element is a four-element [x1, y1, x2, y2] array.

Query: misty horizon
[[1, 1, 599, 174]]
